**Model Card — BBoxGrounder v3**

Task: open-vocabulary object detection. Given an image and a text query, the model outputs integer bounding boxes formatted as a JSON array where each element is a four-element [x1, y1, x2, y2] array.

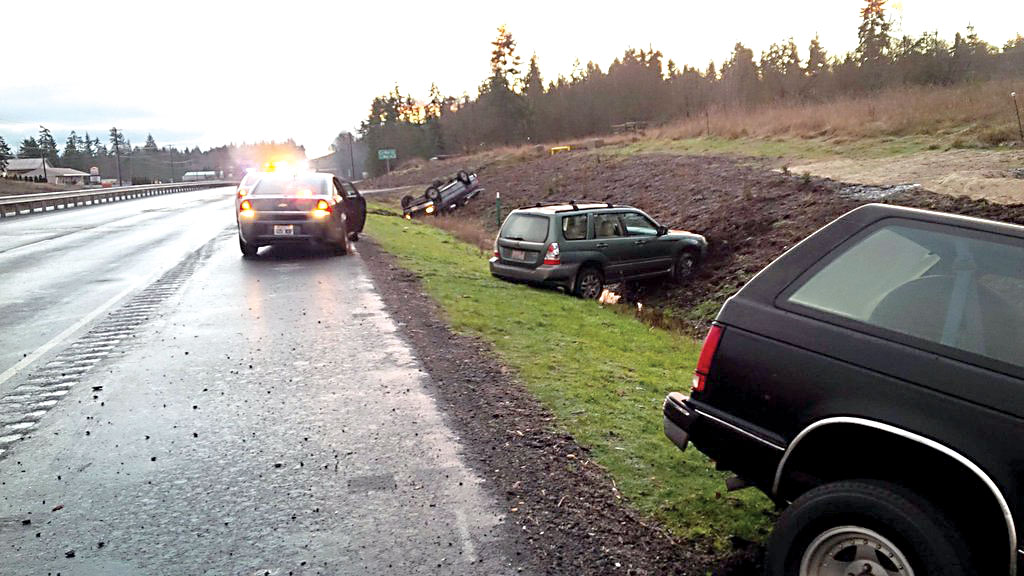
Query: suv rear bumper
[[663, 392, 697, 451], [489, 259, 580, 290], [664, 392, 786, 492]]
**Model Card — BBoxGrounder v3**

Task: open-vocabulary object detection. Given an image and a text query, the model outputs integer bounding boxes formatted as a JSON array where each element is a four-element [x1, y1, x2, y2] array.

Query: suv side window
[[785, 220, 1024, 370], [562, 215, 588, 240], [621, 212, 658, 236], [594, 213, 623, 238]]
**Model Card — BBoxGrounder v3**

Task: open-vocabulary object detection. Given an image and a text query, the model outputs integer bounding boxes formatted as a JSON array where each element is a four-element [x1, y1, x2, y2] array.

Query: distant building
[[182, 171, 218, 182], [3, 158, 90, 185]]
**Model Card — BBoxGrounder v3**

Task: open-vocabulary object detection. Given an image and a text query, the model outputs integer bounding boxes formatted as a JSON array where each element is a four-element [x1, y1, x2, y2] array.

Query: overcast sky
[[2, 0, 1020, 157]]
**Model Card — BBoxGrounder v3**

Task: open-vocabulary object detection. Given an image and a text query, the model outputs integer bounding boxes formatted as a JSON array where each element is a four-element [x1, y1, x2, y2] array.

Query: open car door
[[336, 179, 367, 237]]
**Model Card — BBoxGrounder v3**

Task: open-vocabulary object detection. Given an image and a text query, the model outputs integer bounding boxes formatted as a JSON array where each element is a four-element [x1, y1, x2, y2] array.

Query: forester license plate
[[510, 249, 526, 261], [274, 225, 295, 236]]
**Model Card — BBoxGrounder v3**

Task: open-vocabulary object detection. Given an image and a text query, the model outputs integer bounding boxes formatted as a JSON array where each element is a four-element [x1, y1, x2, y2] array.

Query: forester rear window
[[787, 221, 1024, 369], [501, 214, 549, 242]]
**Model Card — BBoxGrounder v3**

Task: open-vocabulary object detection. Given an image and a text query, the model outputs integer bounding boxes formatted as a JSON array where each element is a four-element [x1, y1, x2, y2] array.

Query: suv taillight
[[692, 324, 724, 393], [493, 238, 499, 259], [543, 242, 560, 265]]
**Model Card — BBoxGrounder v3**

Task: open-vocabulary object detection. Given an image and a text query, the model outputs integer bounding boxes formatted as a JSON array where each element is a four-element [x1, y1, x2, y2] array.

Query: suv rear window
[[501, 214, 549, 242], [786, 221, 1024, 369]]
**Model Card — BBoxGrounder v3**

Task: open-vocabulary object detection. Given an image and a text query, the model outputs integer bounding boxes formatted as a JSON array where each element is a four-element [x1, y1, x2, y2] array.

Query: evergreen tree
[[857, 0, 892, 65], [721, 43, 759, 106], [19, 137, 41, 158], [806, 35, 829, 77], [524, 53, 544, 100], [0, 136, 11, 173], [479, 25, 526, 144], [38, 126, 58, 164], [144, 133, 158, 152], [82, 132, 94, 158], [523, 53, 545, 141], [110, 127, 125, 185], [63, 131, 80, 167]]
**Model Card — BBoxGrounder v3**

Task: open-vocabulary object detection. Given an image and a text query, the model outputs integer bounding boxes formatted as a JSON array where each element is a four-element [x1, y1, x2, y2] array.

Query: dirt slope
[[368, 150, 1024, 333]]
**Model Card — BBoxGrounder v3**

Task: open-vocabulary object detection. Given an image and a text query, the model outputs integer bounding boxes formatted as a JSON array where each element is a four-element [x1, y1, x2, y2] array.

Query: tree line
[[0, 126, 305, 184], [358, 0, 1024, 175]]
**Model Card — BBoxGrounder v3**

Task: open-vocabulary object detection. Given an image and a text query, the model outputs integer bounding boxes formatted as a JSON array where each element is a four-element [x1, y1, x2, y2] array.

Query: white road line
[[0, 279, 145, 389], [453, 508, 479, 564]]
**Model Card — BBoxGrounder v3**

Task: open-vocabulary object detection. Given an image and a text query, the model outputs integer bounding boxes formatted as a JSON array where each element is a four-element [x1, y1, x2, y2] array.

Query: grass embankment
[[365, 207, 774, 550]]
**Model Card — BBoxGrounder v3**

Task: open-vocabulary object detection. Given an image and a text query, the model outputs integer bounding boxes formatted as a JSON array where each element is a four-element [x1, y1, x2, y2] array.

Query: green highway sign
[[377, 149, 397, 160]]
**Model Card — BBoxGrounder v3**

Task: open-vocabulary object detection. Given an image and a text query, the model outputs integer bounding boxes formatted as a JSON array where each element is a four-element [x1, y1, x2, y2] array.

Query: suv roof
[[515, 201, 620, 214]]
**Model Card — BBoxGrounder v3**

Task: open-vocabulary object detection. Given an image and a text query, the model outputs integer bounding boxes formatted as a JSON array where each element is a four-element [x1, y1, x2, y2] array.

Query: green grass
[[365, 207, 774, 551]]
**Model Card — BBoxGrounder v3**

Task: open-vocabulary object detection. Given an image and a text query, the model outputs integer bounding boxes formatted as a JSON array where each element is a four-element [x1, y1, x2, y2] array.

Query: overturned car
[[401, 170, 483, 218]]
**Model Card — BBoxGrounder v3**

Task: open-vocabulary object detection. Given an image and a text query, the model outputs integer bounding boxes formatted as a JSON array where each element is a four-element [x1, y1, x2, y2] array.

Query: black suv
[[489, 202, 707, 298], [664, 203, 1024, 576]]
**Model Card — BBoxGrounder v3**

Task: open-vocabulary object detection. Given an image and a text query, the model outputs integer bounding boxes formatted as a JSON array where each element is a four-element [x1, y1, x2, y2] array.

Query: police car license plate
[[274, 225, 294, 236]]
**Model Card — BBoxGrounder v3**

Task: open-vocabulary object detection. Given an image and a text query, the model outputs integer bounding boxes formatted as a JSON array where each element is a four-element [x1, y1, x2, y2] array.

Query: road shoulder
[[358, 238, 748, 574]]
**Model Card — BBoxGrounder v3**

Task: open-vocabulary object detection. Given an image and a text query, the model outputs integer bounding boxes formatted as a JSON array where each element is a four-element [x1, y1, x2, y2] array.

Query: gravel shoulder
[[358, 239, 762, 575]]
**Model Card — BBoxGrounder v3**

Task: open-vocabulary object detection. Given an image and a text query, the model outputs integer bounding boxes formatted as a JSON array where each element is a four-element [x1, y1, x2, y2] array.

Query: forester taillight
[[543, 242, 561, 265], [692, 324, 724, 393], [492, 238, 500, 259]]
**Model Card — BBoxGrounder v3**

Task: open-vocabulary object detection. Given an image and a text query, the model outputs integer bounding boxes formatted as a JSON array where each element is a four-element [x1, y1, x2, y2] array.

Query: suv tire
[[574, 266, 604, 299], [456, 170, 471, 184], [400, 195, 415, 209], [765, 480, 974, 576], [672, 251, 696, 283], [425, 186, 441, 202]]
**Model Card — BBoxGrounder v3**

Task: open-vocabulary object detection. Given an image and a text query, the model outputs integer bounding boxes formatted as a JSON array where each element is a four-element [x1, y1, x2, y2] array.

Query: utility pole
[[348, 133, 356, 180], [40, 152, 47, 182], [1013, 92, 1024, 142]]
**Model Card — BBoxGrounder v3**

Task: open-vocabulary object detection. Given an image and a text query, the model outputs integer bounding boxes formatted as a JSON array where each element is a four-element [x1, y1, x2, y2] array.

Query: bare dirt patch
[[791, 147, 1024, 204]]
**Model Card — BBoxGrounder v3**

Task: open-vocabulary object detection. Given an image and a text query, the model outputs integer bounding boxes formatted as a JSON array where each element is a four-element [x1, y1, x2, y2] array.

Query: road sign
[[377, 149, 397, 160]]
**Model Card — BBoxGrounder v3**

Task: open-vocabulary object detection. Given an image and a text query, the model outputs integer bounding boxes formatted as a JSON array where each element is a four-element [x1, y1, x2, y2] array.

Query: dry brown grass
[[429, 215, 496, 252], [658, 79, 1024, 147]]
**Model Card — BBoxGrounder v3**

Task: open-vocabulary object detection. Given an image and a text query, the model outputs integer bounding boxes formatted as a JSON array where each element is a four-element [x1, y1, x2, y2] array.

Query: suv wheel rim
[[800, 526, 914, 576], [676, 255, 694, 278], [580, 272, 602, 299]]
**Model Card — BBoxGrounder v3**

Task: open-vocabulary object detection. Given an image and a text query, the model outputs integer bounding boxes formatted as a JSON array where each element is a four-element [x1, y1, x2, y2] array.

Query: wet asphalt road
[[0, 192, 521, 574]]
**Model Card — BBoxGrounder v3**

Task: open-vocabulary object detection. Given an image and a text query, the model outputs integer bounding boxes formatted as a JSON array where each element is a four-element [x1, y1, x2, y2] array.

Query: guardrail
[[0, 181, 236, 218]]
